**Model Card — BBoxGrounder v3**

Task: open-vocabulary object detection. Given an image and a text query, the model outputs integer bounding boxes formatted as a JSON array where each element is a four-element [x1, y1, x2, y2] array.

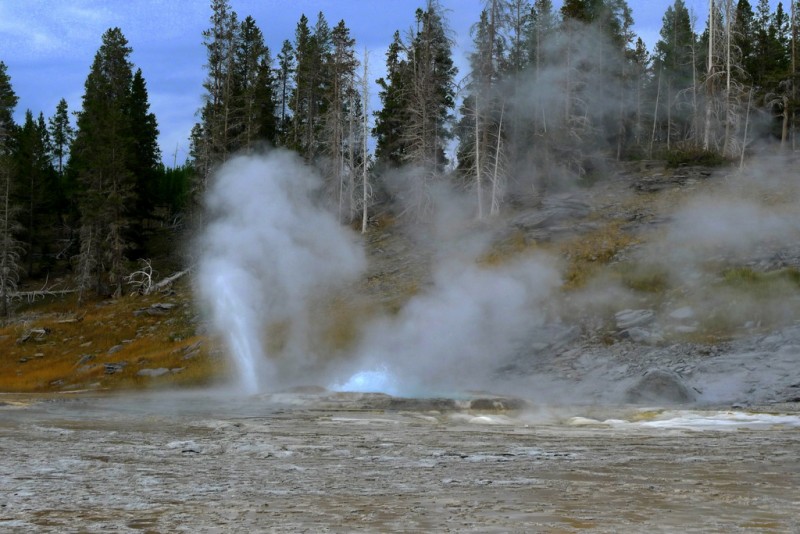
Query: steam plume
[[196, 151, 366, 393]]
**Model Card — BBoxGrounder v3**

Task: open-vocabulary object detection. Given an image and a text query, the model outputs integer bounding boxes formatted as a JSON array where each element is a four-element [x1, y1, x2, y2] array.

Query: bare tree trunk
[[650, 70, 662, 158], [667, 81, 672, 151], [475, 91, 483, 219], [740, 89, 752, 170], [361, 48, 370, 234], [793, 0, 798, 151], [704, 0, 715, 151], [782, 95, 790, 149], [722, 0, 732, 157], [490, 102, 504, 216], [691, 13, 700, 148], [0, 172, 12, 318]]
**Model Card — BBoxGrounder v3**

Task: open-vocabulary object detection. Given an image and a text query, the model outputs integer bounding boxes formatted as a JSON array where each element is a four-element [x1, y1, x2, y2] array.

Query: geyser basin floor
[[2, 394, 799, 533]]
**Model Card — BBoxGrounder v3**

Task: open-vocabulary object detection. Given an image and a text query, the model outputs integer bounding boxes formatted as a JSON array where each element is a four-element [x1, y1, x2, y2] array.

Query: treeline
[[193, 0, 800, 221], [1, 0, 799, 310], [0, 30, 191, 313]]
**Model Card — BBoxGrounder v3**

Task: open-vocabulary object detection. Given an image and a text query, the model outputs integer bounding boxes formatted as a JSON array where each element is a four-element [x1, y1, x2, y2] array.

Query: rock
[[469, 398, 529, 411], [672, 325, 698, 334], [615, 309, 655, 330], [626, 327, 664, 345], [104, 363, 126, 375], [669, 306, 695, 321], [133, 302, 176, 317], [16, 328, 50, 344], [137, 368, 169, 378], [76, 354, 94, 366], [625, 369, 695, 404], [108, 345, 124, 354]]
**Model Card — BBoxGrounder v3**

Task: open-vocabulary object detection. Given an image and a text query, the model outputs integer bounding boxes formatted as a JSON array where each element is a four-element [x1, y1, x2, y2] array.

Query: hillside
[[2, 157, 799, 406]]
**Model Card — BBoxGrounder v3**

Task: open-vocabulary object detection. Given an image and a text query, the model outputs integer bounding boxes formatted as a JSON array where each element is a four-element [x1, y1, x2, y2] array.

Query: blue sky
[[0, 1, 783, 164]]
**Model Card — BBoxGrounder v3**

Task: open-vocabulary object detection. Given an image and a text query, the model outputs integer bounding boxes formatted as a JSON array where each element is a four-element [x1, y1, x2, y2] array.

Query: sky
[[0, 0, 786, 165]]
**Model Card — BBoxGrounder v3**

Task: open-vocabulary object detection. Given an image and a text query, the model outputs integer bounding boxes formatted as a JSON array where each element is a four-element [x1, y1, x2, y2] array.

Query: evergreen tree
[[457, 6, 509, 217], [403, 1, 457, 172], [525, 0, 557, 75], [561, 0, 632, 46], [0, 62, 21, 317], [505, 0, 533, 75], [69, 28, 137, 299], [289, 12, 332, 161], [234, 15, 277, 149], [0, 62, 16, 149], [654, 0, 697, 148], [276, 39, 295, 143], [733, 0, 757, 83], [192, 0, 239, 189], [14, 110, 56, 275], [374, 31, 410, 168], [48, 98, 74, 176], [322, 19, 361, 220], [128, 68, 161, 250], [373, 1, 456, 218]]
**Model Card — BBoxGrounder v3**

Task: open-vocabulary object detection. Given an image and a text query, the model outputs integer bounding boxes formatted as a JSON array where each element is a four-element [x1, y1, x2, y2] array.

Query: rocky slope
[[3, 158, 800, 407]]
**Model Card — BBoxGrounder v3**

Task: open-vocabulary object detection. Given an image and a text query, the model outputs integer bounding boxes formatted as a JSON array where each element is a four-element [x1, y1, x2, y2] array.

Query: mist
[[195, 150, 366, 393]]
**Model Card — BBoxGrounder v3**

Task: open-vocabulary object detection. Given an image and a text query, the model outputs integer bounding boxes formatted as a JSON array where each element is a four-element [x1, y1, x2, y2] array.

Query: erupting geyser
[[196, 151, 561, 397], [196, 151, 365, 394]]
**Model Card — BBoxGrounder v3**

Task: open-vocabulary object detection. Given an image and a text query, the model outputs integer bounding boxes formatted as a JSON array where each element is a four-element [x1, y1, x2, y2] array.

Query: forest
[[0, 0, 798, 314]]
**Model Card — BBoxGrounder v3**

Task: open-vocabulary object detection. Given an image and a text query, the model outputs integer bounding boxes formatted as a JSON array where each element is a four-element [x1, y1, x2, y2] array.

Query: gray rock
[[615, 309, 655, 330], [626, 327, 664, 345], [104, 363, 126, 375], [669, 306, 695, 321], [76, 354, 94, 366], [108, 345, 124, 354], [625, 369, 695, 404], [137, 368, 170, 378]]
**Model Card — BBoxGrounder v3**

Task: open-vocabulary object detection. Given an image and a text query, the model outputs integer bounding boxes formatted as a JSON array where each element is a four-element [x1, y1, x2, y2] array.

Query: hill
[[3, 157, 799, 406]]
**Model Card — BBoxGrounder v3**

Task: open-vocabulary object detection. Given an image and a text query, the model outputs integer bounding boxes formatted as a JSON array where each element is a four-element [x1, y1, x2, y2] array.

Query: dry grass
[[560, 222, 638, 289], [0, 283, 226, 393], [478, 230, 536, 267]]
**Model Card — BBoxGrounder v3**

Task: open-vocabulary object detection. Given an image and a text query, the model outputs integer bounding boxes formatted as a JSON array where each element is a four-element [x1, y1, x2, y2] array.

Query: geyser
[[196, 151, 365, 394]]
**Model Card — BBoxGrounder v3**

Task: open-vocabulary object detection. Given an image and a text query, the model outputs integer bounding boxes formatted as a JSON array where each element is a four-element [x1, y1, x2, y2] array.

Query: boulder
[[137, 368, 170, 378], [625, 369, 695, 404], [615, 309, 655, 330]]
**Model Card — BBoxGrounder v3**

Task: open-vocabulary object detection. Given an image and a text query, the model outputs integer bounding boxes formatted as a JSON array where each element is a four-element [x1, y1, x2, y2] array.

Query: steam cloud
[[337, 257, 560, 396], [196, 151, 562, 396], [196, 151, 366, 393]]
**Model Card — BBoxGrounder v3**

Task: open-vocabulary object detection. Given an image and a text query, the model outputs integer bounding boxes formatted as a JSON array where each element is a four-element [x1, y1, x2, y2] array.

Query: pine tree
[[374, 31, 410, 168], [525, 0, 557, 75], [234, 16, 277, 150], [404, 2, 457, 172], [69, 28, 137, 300], [654, 0, 697, 148], [14, 110, 56, 275], [192, 0, 239, 189], [733, 0, 757, 83], [322, 19, 360, 220], [457, 5, 509, 217], [373, 2, 456, 218], [0, 62, 16, 149], [290, 13, 332, 161], [0, 62, 21, 317], [128, 68, 160, 250], [48, 98, 74, 176], [276, 40, 295, 144]]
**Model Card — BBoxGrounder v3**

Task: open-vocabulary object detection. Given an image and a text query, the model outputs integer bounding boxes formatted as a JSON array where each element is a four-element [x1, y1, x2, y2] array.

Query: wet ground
[[1, 391, 799, 533]]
